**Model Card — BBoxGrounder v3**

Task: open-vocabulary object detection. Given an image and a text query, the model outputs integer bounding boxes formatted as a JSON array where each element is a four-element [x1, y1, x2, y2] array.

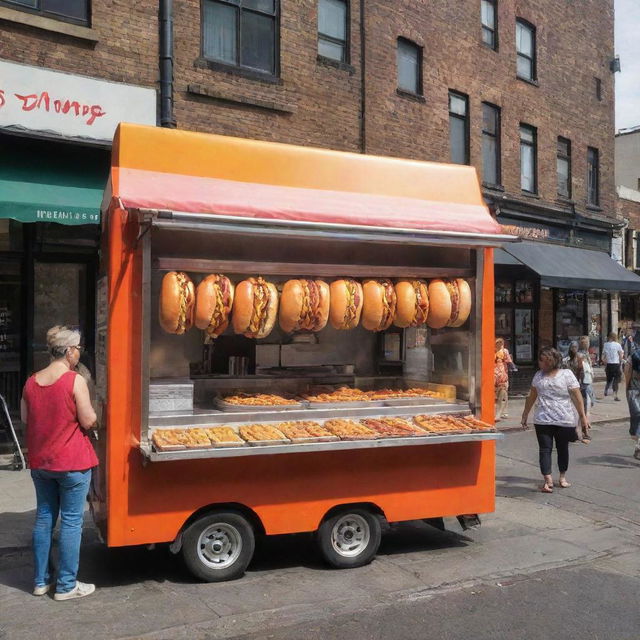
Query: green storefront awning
[[0, 135, 109, 226]]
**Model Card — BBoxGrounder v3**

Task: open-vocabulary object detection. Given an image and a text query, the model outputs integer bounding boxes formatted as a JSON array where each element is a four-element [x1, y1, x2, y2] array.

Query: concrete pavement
[[1, 420, 639, 640]]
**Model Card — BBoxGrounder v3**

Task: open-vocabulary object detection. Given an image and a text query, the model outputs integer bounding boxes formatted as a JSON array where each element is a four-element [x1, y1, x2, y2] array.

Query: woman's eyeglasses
[[71, 345, 84, 353]]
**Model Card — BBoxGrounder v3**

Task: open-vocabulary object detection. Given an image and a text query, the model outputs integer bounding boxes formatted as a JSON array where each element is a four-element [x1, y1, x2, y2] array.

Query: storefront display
[[493, 277, 536, 364]]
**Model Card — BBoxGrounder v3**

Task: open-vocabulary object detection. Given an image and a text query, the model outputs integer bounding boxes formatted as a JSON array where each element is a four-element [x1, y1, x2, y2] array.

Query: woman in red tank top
[[21, 325, 98, 601]]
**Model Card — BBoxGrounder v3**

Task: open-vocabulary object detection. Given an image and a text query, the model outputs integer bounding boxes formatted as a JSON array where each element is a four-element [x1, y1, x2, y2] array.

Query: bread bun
[[394, 279, 429, 328], [195, 274, 235, 337], [159, 272, 195, 334], [329, 279, 363, 330], [279, 279, 330, 333], [362, 279, 397, 331], [232, 277, 279, 339], [426, 279, 451, 329], [448, 278, 472, 327]]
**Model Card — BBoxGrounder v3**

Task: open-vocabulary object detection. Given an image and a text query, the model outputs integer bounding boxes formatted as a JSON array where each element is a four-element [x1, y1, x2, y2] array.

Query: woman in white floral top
[[521, 346, 590, 493]]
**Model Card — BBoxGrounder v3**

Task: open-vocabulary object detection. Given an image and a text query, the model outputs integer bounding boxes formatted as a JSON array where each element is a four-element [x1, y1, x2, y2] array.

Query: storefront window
[[494, 277, 535, 364], [555, 290, 585, 356], [0, 259, 22, 412], [514, 309, 533, 361], [587, 292, 608, 363]]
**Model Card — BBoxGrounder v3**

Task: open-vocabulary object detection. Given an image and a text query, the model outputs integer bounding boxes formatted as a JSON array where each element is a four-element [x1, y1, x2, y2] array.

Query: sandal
[[558, 479, 571, 488], [541, 483, 553, 493]]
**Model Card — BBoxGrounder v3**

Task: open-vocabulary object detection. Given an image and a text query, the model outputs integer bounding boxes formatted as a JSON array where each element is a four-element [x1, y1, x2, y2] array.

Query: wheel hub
[[197, 522, 242, 569], [331, 514, 370, 557]]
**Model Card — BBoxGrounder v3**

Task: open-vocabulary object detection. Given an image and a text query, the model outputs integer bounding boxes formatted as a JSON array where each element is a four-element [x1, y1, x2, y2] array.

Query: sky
[[615, 0, 640, 131]]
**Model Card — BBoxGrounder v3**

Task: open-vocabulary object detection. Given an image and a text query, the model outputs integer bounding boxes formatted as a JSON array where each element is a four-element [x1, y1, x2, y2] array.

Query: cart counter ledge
[[92, 123, 516, 581]]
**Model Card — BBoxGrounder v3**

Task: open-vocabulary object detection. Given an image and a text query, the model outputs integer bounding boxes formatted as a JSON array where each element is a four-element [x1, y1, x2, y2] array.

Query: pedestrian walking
[[20, 325, 98, 601], [578, 336, 595, 417], [494, 338, 513, 421], [622, 328, 637, 359], [602, 332, 624, 401], [521, 346, 590, 493], [563, 341, 584, 382], [623, 348, 640, 460]]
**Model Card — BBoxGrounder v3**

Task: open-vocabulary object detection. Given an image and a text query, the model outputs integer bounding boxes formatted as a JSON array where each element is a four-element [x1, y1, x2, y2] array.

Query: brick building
[[1, 0, 637, 407]]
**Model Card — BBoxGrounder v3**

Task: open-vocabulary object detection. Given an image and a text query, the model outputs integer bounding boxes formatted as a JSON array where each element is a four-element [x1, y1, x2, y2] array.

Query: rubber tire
[[317, 508, 382, 569], [181, 511, 255, 582]]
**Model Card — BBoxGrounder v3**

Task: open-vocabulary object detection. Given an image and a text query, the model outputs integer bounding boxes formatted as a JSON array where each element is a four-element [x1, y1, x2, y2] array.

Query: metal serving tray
[[215, 398, 306, 412], [381, 396, 450, 407], [141, 431, 503, 461]]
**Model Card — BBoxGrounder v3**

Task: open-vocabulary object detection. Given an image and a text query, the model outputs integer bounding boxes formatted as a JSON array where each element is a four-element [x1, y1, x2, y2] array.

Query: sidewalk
[[496, 378, 630, 432]]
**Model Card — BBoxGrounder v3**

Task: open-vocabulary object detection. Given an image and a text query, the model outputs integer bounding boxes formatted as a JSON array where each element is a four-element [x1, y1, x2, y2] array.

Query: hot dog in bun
[[394, 279, 429, 328], [279, 279, 330, 333], [329, 279, 363, 330], [232, 277, 279, 339], [195, 274, 235, 338], [446, 278, 472, 327], [426, 279, 451, 329], [159, 271, 195, 334], [362, 279, 397, 331]]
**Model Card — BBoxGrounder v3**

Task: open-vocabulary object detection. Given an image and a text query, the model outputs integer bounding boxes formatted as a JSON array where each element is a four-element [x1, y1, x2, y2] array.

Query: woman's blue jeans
[[31, 468, 92, 593]]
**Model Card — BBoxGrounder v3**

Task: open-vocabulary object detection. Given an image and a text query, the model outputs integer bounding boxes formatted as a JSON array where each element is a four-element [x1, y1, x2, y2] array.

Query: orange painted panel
[[481, 248, 496, 424]]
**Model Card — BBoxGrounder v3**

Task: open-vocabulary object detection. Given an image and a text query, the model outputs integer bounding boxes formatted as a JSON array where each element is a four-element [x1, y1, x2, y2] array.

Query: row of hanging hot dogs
[[159, 272, 472, 338]]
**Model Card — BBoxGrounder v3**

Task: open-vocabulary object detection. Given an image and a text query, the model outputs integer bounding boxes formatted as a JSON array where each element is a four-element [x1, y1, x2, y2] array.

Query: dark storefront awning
[[0, 135, 108, 226], [502, 241, 640, 292]]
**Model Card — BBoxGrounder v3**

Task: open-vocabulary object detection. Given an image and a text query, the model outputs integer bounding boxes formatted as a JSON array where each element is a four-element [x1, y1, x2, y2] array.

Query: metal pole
[[159, 0, 176, 128]]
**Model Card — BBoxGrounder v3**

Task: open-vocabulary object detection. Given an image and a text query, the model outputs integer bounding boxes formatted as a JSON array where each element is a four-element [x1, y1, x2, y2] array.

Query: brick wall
[[538, 287, 554, 346]]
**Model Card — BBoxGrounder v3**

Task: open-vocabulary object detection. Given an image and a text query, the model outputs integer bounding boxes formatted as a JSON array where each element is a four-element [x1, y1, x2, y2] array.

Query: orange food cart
[[91, 123, 514, 581]]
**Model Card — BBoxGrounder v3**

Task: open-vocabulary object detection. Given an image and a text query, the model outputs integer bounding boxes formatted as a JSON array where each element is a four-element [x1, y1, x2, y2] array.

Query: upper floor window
[[318, 0, 348, 63], [482, 103, 501, 186], [449, 91, 470, 165], [481, 0, 497, 49], [557, 137, 571, 199], [516, 19, 536, 81], [520, 123, 537, 193], [3, 0, 90, 25], [587, 147, 600, 206], [202, 0, 279, 76], [397, 38, 422, 95]]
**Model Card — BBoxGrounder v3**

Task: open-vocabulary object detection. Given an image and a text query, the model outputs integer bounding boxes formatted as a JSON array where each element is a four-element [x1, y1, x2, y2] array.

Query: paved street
[[1, 415, 639, 640]]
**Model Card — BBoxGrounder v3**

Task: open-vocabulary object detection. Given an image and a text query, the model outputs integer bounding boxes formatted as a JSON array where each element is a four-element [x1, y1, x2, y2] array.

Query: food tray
[[305, 400, 383, 409], [381, 396, 450, 407], [360, 418, 429, 438], [285, 435, 340, 444], [215, 398, 306, 412], [153, 443, 187, 452], [245, 438, 291, 447], [185, 442, 214, 450]]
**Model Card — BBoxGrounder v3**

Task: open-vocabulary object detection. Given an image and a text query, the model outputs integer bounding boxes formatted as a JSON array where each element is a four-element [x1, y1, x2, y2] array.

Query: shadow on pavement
[[577, 454, 640, 469], [495, 474, 538, 497]]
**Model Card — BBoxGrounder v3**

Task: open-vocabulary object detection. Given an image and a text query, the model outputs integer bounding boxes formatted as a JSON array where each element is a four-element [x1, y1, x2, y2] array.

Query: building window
[[587, 147, 600, 206], [520, 124, 537, 193], [397, 38, 422, 95], [318, 0, 348, 62], [202, 0, 279, 76], [595, 77, 602, 101], [516, 19, 536, 81], [2, 0, 90, 25], [557, 137, 571, 199], [449, 92, 469, 165], [482, 103, 501, 185], [481, 0, 497, 49]]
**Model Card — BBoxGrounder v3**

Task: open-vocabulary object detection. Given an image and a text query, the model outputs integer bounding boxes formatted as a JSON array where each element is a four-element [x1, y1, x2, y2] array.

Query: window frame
[[481, 102, 501, 187], [481, 0, 498, 50], [519, 123, 538, 194], [317, 0, 350, 64], [200, 0, 280, 78], [556, 136, 572, 199], [515, 18, 536, 82], [587, 146, 600, 207], [449, 90, 470, 166], [396, 37, 423, 97], [0, 0, 91, 26]]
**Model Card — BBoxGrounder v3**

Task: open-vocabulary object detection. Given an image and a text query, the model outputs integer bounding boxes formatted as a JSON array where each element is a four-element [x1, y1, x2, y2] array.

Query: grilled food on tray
[[239, 424, 288, 442], [152, 428, 211, 450], [276, 421, 334, 440], [222, 392, 299, 406], [159, 271, 195, 334], [461, 416, 496, 431], [323, 419, 378, 440], [413, 414, 473, 433], [365, 387, 440, 400], [203, 426, 245, 445], [361, 417, 426, 437], [152, 429, 186, 450], [301, 386, 370, 403], [180, 428, 212, 448]]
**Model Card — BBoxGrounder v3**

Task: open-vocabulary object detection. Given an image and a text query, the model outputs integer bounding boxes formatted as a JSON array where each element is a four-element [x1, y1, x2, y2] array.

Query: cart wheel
[[317, 508, 381, 569], [182, 511, 255, 582]]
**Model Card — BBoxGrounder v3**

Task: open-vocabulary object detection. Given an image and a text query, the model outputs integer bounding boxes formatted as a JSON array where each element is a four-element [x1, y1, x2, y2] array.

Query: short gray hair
[[47, 325, 81, 359]]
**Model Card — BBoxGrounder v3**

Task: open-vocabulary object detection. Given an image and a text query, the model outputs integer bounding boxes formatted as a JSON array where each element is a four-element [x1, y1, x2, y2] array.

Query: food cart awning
[[107, 124, 513, 242], [503, 241, 640, 292]]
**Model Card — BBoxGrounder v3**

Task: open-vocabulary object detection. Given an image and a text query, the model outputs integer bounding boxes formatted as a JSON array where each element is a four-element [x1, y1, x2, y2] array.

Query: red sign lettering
[[0, 90, 5, 108], [12, 90, 106, 126]]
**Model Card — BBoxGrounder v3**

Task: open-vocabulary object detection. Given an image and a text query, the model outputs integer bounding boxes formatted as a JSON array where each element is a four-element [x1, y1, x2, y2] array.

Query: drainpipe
[[159, 0, 176, 128], [359, 0, 366, 153]]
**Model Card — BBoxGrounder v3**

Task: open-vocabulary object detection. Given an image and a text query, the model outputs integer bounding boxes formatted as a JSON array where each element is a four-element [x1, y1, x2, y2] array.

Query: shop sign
[[0, 60, 156, 144], [500, 223, 550, 241]]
